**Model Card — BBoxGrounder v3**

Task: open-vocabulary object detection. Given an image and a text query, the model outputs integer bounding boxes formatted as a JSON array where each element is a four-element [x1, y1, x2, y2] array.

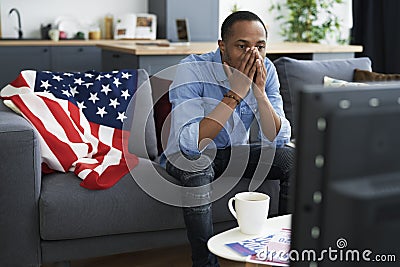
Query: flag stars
[[70, 86, 79, 97], [77, 101, 86, 110], [113, 77, 122, 88], [34, 70, 136, 128], [101, 84, 112, 95], [52, 75, 63, 82], [83, 83, 93, 89], [121, 89, 130, 100], [117, 112, 127, 122], [121, 72, 132, 79], [74, 78, 84, 85], [62, 90, 71, 98], [40, 80, 52, 90], [96, 107, 108, 118], [109, 98, 120, 109], [88, 92, 100, 104]]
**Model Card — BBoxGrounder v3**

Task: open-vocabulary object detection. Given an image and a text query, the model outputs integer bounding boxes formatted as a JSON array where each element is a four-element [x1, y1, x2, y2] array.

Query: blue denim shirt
[[160, 48, 291, 167]]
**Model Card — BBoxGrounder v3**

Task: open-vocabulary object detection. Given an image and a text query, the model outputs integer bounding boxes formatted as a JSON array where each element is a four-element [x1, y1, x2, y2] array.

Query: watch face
[[176, 18, 190, 42]]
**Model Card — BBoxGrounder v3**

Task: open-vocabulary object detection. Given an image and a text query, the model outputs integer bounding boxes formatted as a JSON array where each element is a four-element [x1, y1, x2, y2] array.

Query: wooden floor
[[42, 244, 256, 267]]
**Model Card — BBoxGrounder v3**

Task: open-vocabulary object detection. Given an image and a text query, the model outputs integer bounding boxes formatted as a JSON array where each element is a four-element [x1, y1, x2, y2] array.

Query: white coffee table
[[207, 214, 291, 265]]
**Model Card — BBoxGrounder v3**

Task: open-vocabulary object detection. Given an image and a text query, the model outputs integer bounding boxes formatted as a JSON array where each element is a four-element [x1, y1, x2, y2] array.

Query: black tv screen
[[290, 83, 400, 266]]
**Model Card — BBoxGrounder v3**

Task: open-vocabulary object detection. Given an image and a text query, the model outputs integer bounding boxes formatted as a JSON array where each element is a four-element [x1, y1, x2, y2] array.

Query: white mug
[[228, 192, 270, 235], [48, 29, 60, 41]]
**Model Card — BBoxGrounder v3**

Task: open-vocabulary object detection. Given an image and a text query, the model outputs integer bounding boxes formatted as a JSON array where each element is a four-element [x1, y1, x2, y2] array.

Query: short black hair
[[221, 11, 267, 41]]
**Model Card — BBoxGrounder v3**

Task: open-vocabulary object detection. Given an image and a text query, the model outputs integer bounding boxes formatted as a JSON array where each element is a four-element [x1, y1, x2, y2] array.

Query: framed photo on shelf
[[175, 18, 190, 43]]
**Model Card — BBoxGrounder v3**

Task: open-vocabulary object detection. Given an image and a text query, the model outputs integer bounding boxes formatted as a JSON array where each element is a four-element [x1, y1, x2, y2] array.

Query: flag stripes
[[0, 69, 140, 189]]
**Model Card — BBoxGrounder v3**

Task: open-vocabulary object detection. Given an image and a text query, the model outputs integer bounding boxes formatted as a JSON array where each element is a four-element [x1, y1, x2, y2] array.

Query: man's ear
[[218, 40, 225, 54]]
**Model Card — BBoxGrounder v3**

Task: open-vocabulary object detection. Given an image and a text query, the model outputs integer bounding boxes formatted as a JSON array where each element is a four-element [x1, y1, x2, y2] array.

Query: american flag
[[0, 69, 140, 190]]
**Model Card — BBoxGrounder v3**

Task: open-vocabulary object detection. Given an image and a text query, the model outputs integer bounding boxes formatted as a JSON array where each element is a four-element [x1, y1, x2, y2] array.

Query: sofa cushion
[[273, 57, 372, 137], [353, 68, 400, 82], [39, 159, 184, 240], [128, 69, 158, 160], [323, 76, 367, 87], [39, 158, 280, 240]]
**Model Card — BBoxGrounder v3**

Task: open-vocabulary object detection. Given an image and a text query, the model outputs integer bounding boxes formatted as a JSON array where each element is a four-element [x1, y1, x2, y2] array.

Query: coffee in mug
[[228, 192, 270, 235]]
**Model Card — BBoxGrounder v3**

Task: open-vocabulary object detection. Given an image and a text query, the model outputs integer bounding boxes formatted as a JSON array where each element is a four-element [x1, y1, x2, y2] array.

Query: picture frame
[[175, 18, 190, 43]]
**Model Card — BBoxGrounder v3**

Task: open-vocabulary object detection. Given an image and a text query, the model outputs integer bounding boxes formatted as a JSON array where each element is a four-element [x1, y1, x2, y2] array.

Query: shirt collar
[[212, 48, 228, 82]]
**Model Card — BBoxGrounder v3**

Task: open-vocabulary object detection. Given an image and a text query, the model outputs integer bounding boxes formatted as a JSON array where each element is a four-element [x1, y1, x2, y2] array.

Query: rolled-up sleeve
[[178, 119, 201, 156], [168, 66, 205, 157]]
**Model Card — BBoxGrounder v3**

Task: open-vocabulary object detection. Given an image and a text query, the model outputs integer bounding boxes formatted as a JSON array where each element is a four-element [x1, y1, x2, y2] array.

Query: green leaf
[[269, 0, 346, 43]]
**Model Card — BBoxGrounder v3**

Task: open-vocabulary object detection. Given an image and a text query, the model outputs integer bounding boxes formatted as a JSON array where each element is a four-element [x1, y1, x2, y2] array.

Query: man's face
[[219, 20, 267, 70]]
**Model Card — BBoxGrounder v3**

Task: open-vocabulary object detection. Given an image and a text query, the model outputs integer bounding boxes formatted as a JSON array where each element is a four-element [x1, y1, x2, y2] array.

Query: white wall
[[219, 0, 281, 42], [1, 0, 352, 43], [219, 0, 353, 44], [0, 0, 148, 38]]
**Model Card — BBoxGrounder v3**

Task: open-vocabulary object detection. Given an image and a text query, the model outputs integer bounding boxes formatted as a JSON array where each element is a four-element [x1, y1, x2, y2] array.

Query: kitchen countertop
[[0, 39, 150, 46], [0, 39, 363, 56], [97, 41, 363, 55], [97, 41, 217, 55]]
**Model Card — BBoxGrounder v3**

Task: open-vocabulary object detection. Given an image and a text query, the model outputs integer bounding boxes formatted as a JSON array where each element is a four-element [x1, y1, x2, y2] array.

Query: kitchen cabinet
[[0, 46, 51, 88], [101, 50, 187, 75], [51, 46, 101, 72], [0, 45, 102, 88], [101, 50, 138, 72]]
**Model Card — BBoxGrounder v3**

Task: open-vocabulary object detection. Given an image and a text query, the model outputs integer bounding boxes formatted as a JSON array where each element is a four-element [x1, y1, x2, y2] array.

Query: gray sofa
[[0, 69, 280, 267], [0, 56, 372, 267]]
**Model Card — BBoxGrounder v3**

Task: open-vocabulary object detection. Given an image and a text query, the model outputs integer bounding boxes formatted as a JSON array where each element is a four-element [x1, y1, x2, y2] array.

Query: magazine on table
[[225, 228, 291, 266]]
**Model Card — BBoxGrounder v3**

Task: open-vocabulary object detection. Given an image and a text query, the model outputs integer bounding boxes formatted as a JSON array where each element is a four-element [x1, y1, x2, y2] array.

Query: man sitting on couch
[[160, 11, 295, 267]]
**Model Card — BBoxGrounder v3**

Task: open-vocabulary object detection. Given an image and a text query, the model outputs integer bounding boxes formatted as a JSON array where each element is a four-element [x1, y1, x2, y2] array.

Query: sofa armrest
[[0, 107, 42, 266]]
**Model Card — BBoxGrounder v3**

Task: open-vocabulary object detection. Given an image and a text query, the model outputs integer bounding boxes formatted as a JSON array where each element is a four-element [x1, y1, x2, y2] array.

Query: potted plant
[[269, 0, 347, 44], [231, 3, 240, 13]]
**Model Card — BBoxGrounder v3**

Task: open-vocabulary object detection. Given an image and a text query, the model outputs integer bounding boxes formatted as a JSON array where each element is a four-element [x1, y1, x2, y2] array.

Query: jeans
[[166, 144, 295, 267]]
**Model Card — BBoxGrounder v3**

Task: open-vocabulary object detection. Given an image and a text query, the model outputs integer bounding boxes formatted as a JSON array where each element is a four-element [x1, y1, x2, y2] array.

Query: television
[[290, 83, 400, 266]]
